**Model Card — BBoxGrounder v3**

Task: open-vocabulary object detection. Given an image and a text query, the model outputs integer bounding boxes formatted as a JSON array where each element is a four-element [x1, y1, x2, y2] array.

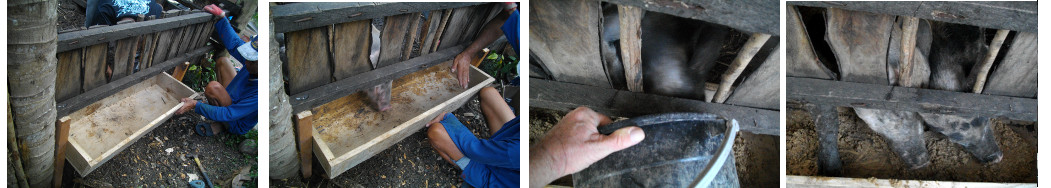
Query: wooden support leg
[[53, 117, 71, 188], [808, 104, 842, 176], [713, 33, 770, 103], [972, 29, 1010, 93], [294, 111, 314, 179], [618, 5, 644, 92], [172, 62, 190, 81]]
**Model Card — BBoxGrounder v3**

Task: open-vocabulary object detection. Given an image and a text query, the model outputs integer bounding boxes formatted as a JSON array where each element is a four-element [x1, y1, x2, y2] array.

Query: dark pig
[[640, 12, 730, 100]]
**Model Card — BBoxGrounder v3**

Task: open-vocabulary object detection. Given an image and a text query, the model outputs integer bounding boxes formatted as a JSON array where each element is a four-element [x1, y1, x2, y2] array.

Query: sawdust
[[786, 106, 1036, 183], [786, 108, 818, 176], [70, 84, 180, 158]]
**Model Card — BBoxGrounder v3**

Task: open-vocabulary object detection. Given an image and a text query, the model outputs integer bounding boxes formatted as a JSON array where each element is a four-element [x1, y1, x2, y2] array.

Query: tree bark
[[268, 9, 302, 179], [8, 0, 59, 187]]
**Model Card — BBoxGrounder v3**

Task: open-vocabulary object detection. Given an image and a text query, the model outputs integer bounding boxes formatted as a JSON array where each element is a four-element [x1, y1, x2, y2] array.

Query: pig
[[366, 80, 393, 112], [640, 12, 730, 100]]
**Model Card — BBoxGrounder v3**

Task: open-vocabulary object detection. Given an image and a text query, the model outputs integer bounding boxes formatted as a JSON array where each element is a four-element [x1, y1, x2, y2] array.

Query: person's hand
[[176, 98, 197, 115], [452, 52, 472, 89], [529, 107, 645, 187], [203, 4, 226, 17], [427, 112, 447, 127]]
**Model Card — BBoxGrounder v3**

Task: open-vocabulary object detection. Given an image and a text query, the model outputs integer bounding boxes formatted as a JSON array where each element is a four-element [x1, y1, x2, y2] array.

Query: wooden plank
[[272, 2, 484, 33], [313, 64, 494, 178], [713, 33, 771, 103], [786, 6, 835, 80], [112, 36, 139, 81], [786, 1, 1037, 32], [149, 28, 176, 68], [430, 8, 453, 53], [199, 20, 216, 48], [786, 77, 1037, 121], [285, 26, 332, 95], [601, 0, 778, 35], [825, 8, 894, 85], [983, 32, 1037, 98], [166, 12, 191, 59], [786, 175, 1037, 188], [378, 13, 420, 68], [420, 9, 445, 55], [330, 20, 374, 80], [972, 29, 1010, 93], [807, 104, 842, 176], [177, 22, 200, 55], [137, 16, 158, 72], [436, 6, 475, 51], [725, 44, 780, 110], [82, 43, 107, 89], [402, 13, 422, 59], [295, 111, 314, 179], [290, 44, 466, 113], [172, 62, 190, 81], [53, 117, 71, 188], [56, 12, 213, 52], [56, 50, 83, 102], [531, 0, 610, 88], [896, 17, 919, 86], [530, 78, 779, 135], [57, 47, 211, 117], [66, 73, 197, 175], [618, 5, 644, 92]]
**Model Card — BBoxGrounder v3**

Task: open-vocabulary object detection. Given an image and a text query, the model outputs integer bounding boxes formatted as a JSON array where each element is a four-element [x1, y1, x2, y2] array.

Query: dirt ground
[[71, 113, 258, 187], [786, 105, 1037, 183], [58, 0, 85, 31], [272, 86, 511, 187], [528, 108, 779, 187]]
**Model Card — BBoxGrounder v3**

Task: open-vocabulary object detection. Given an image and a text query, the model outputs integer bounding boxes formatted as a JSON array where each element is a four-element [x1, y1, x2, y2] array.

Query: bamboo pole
[[972, 29, 1010, 93], [713, 33, 770, 103]]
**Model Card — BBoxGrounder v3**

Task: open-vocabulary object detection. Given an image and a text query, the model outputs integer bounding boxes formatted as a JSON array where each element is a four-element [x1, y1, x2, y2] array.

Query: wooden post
[[53, 117, 71, 188], [972, 29, 1010, 93], [897, 17, 919, 86], [294, 111, 314, 179], [618, 5, 644, 92], [713, 33, 770, 103], [172, 62, 190, 81], [808, 104, 842, 176]]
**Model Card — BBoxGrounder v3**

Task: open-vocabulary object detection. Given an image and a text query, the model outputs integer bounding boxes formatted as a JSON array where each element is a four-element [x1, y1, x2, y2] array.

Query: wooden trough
[[309, 62, 493, 178], [786, 175, 1037, 188], [64, 73, 197, 175]]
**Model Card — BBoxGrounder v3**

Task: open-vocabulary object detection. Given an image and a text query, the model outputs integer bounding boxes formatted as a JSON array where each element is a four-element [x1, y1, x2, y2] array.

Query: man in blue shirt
[[451, 2, 519, 89], [427, 87, 519, 188], [176, 4, 258, 136]]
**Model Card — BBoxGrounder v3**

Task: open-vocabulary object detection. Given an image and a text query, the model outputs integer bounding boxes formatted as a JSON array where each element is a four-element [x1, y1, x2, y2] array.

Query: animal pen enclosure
[[271, 2, 505, 178], [785, 1, 1036, 186], [529, 0, 779, 187]]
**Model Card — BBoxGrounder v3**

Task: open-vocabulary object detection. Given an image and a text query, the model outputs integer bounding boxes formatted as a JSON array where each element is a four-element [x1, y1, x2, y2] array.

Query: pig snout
[[854, 108, 931, 169], [920, 113, 1003, 164], [367, 81, 393, 112]]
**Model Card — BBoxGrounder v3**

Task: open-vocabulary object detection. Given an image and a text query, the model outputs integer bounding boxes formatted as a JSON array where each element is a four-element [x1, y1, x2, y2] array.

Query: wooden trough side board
[[786, 1, 1037, 33], [785, 175, 1037, 188], [787, 77, 1037, 121], [311, 64, 495, 178], [530, 78, 779, 136], [65, 73, 198, 175], [272, 2, 484, 33]]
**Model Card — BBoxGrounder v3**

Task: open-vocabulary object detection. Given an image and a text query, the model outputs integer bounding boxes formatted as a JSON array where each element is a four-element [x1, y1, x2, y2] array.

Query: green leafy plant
[[184, 53, 219, 92]]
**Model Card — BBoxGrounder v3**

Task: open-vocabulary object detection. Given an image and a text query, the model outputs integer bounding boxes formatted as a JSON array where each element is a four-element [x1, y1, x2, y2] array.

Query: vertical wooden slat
[[294, 111, 314, 179], [531, 0, 610, 87], [725, 44, 781, 109], [437, 6, 476, 51], [983, 32, 1037, 98], [421, 9, 445, 55], [713, 33, 770, 103], [285, 27, 332, 94], [618, 5, 644, 92], [378, 13, 418, 67], [55, 50, 83, 102], [402, 12, 423, 59], [972, 29, 1010, 93], [113, 36, 139, 81], [166, 11, 191, 59], [52, 117, 70, 188], [82, 43, 108, 90], [897, 17, 919, 87], [331, 20, 374, 80], [430, 8, 453, 53], [138, 16, 158, 71]]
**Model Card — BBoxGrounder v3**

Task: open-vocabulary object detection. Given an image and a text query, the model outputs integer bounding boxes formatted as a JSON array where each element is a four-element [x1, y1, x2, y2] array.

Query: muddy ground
[[71, 113, 258, 187], [528, 108, 779, 187], [273, 85, 513, 187], [786, 105, 1037, 183]]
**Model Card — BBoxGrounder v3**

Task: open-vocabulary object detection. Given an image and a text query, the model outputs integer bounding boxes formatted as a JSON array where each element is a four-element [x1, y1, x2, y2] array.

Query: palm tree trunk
[[268, 11, 302, 179], [8, 0, 59, 186]]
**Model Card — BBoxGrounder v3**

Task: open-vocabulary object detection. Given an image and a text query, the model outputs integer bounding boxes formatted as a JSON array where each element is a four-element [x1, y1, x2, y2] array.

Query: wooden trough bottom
[[311, 61, 495, 178], [66, 73, 198, 175], [786, 175, 1037, 188]]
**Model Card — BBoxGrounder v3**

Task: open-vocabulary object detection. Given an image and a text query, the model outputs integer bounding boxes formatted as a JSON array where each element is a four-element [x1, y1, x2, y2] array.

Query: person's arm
[[529, 107, 645, 188], [439, 115, 520, 169], [193, 96, 257, 122], [452, 7, 513, 89], [204, 4, 249, 63]]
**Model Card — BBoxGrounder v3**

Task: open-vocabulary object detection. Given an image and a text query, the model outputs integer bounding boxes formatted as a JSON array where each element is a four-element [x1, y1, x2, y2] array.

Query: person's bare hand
[[529, 107, 645, 187], [427, 112, 447, 127], [452, 52, 472, 89], [176, 98, 197, 115]]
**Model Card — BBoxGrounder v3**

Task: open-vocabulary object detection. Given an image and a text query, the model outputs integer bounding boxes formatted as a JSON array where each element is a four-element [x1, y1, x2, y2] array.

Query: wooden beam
[[972, 29, 1010, 93], [272, 2, 483, 33], [897, 16, 919, 86], [725, 44, 780, 110], [786, 77, 1037, 121], [289, 44, 466, 113], [600, 0, 778, 35], [52, 117, 71, 188], [56, 12, 213, 52], [787, 1, 1037, 32], [786, 175, 1037, 187], [807, 104, 842, 176], [294, 111, 314, 179], [531, 0, 611, 88], [57, 47, 212, 117], [713, 33, 770, 103], [618, 5, 644, 92], [530, 78, 779, 135]]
